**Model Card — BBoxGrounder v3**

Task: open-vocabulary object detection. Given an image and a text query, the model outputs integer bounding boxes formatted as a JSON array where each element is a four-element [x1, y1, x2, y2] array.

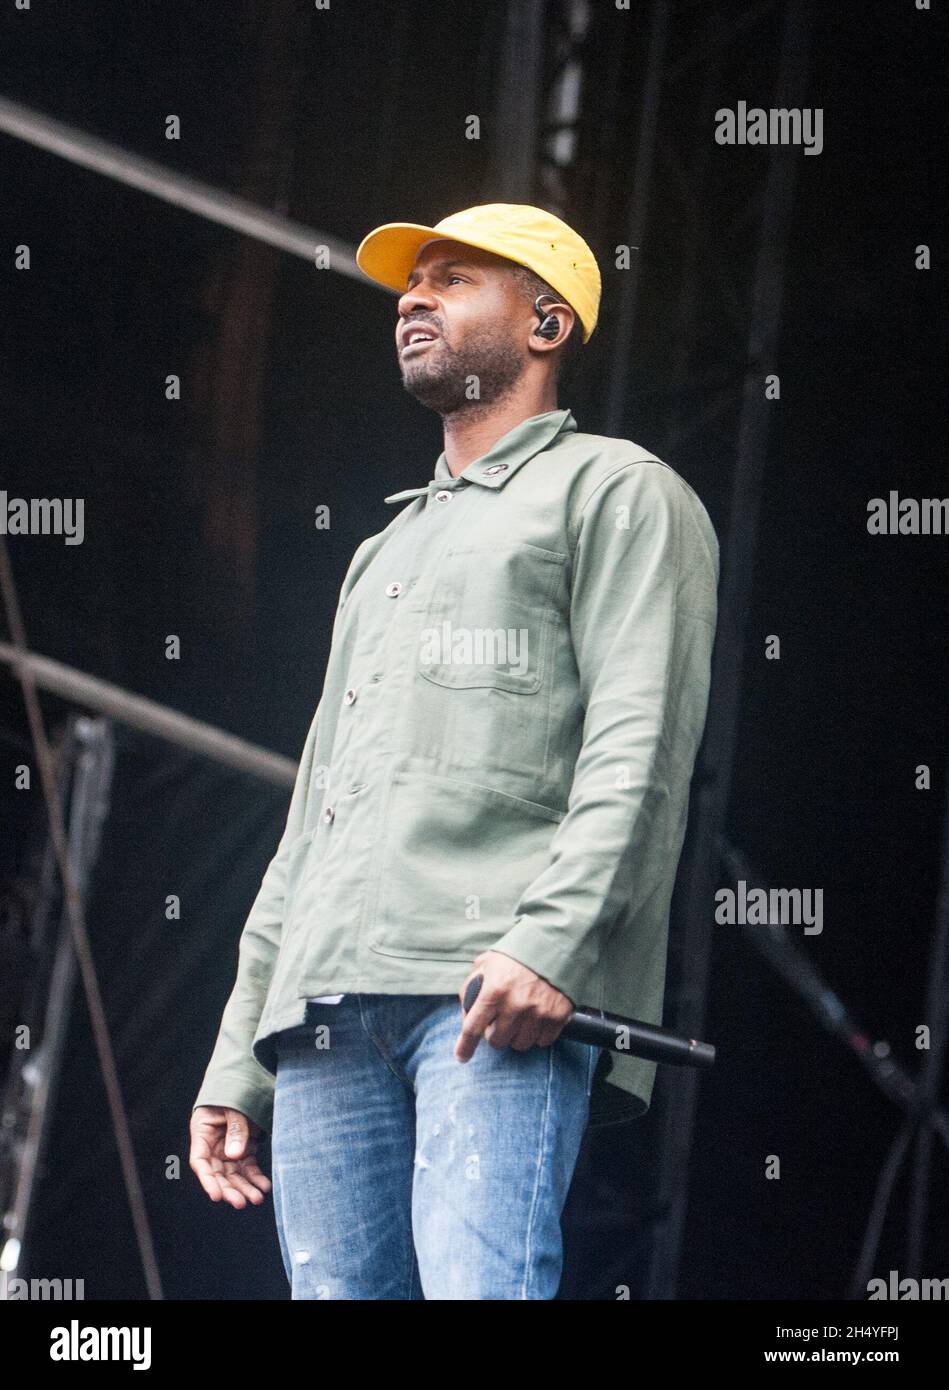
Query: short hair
[[509, 263, 585, 384]]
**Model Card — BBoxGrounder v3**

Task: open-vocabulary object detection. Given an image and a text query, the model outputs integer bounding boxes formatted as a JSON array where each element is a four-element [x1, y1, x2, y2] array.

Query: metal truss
[[503, 0, 815, 1297]]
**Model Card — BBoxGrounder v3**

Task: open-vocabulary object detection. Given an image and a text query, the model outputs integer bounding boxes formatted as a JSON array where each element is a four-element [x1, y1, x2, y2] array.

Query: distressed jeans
[[270, 994, 600, 1300]]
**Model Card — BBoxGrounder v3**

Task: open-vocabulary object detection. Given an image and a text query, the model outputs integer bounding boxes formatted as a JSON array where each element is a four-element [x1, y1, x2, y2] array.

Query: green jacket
[[193, 408, 719, 1132]]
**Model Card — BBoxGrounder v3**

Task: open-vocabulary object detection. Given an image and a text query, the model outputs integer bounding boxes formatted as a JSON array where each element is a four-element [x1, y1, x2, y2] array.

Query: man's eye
[[447, 274, 465, 285]]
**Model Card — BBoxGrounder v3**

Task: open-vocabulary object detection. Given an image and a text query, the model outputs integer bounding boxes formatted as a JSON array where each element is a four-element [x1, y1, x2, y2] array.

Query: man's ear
[[529, 301, 576, 354]]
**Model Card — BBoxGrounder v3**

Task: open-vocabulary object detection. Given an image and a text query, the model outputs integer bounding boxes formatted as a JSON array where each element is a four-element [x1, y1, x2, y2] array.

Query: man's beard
[[400, 326, 526, 417]]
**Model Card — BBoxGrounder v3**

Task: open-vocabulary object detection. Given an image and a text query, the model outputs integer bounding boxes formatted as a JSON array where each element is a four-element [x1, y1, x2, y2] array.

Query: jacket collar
[[384, 408, 577, 505]]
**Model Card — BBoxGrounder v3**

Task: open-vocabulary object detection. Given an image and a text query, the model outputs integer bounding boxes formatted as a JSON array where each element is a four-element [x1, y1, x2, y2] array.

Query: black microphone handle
[[462, 974, 715, 1070]]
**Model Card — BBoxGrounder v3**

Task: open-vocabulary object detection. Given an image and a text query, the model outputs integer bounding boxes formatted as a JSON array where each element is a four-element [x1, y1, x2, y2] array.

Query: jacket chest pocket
[[416, 542, 567, 694]]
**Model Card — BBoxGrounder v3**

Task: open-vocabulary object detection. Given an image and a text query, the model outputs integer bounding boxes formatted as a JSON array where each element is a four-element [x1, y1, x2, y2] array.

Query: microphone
[[462, 974, 715, 1070]]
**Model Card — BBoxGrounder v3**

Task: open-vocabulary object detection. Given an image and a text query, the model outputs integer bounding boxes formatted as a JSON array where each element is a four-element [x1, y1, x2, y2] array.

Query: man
[[189, 203, 720, 1300]]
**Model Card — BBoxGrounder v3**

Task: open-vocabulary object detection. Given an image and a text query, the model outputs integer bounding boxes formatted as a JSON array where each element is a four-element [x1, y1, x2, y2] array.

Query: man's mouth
[[401, 337, 437, 357], [400, 325, 440, 356]]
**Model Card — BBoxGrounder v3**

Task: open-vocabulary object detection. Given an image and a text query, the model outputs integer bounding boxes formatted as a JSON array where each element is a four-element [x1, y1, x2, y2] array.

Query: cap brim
[[355, 221, 535, 294], [355, 222, 452, 293]]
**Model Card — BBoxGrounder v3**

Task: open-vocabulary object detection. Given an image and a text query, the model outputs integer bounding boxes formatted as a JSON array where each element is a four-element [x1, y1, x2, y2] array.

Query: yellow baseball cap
[[355, 202, 601, 343]]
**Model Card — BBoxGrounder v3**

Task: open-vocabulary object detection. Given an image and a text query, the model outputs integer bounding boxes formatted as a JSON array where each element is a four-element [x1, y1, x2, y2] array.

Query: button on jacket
[[192, 408, 720, 1133]]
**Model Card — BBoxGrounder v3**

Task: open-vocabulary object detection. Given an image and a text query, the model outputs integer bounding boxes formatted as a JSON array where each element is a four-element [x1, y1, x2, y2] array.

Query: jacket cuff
[[192, 1071, 274, 1136], [488, 916, 599, 1008]]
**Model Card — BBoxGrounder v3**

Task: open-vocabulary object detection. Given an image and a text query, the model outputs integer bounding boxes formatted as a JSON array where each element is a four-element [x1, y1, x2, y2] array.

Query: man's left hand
[[455, 950, 574, 1062]]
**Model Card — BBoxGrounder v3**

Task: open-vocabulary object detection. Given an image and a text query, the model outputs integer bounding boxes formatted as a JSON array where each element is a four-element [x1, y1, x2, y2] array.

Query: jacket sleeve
[[191, 699, 322, 1133], [489, 459, 719, 1006]]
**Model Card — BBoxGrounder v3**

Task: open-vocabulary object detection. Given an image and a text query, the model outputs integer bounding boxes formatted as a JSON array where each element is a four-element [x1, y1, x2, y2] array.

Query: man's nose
[[397, 281, 437, 317]]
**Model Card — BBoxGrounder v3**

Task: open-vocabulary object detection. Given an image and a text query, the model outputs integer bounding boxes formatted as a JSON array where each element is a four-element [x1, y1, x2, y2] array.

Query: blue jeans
[[270, 994, 600, 1300]]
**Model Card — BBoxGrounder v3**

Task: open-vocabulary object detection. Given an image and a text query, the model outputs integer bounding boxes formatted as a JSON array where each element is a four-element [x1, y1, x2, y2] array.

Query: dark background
[[0, 0, 945, 1299]]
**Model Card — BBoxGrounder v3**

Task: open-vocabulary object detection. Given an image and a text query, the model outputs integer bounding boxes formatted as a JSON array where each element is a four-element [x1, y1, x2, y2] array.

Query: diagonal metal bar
[[0, 644, 297, 787], [0, 95, 394, 290]]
